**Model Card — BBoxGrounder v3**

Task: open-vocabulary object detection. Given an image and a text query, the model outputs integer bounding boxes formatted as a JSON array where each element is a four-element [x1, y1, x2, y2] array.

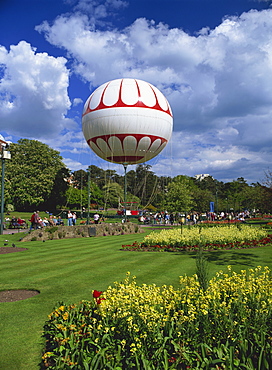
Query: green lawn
[[1, 229, 272, 369]]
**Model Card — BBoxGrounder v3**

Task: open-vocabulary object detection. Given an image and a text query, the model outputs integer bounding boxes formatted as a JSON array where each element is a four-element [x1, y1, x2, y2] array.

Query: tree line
[[2, 139, 272, 214]]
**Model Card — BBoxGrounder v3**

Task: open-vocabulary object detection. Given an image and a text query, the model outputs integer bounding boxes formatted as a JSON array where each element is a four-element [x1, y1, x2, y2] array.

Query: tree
[[103, 182, 140, 209], [153, 175, 172, 210], [192, 187, 213, 213], [263, 169, 272, 189], [88, 165, 106, 188], [90, 182, 104, 208], [223, 177, 249, 212], [195, 176, 223, 194], [43, 166, 70, 210], [5, 139, 68, 210], [126, 169, 137, 195], [105, 169, 122, 184], [165, 175, 195, 213], [247, 183, 272, 214], [126, 164, 158, 207], [73, 169, 88, 189], [103, 182, 125, 209], [65, 181, 103, 209], [66, 187, 87, 209]]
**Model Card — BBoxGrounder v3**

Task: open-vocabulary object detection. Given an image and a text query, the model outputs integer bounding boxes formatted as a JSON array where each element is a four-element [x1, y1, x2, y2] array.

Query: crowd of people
[[5, 208, 252, 231], [5, 216, 28, 229], [137, 210, 251, 225], [27, 210, 103, 230], [138, 212, 175, 225], [29, 211, 67, 229], [6, 210, 101, 230]]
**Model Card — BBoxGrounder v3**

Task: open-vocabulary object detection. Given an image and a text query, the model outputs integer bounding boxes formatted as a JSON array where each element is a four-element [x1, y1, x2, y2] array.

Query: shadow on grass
[[182, 249, 272, 267], [205, 251, 261, 267]]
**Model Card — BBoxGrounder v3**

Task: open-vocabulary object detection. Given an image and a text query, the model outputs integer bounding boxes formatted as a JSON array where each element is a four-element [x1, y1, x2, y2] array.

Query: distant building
[[0, 134, 7, 146], [194, 174, 213, 181]]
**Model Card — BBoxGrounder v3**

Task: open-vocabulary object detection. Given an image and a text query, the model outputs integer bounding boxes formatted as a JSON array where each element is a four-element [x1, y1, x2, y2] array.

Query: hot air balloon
[[82, 78, 173, 220], [82, 78, 173, 165]]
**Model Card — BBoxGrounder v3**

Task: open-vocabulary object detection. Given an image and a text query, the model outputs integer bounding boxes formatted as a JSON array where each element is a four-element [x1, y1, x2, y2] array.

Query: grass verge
[[1, 230, 272, 369]]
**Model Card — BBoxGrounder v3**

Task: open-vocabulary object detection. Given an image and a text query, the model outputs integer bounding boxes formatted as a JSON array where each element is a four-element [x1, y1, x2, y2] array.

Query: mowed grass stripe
[[2, 251, 185, 290], [2, 231, 272, 370], [0, 234, 146, 281], [119, 252, 195, 287]]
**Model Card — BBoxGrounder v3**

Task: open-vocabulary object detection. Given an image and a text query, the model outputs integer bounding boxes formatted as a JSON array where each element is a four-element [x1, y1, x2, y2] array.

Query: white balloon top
[[82, 78, 173, 165], [83, 78, 172, 117]]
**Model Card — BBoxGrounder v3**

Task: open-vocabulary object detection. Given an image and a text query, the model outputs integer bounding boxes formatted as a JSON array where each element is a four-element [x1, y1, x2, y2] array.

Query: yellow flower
[[62, 312, 69, 320], [42, 352, 54, 360]]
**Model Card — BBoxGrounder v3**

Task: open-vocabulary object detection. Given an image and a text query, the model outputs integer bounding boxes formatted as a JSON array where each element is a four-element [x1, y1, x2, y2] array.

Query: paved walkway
[[2, 228, 28, 235]]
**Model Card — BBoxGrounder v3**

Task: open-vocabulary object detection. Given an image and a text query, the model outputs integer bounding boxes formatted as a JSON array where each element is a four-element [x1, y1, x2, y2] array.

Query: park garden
[[2, 140, 272, 369], [1, 217, 272, 369]]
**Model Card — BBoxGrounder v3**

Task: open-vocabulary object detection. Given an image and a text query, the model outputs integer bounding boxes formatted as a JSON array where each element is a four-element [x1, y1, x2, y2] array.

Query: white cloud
[[73, 98, 83, 106], [42, 130, 87, 155], [2, 2, 272, 183], [153, 130, 271, 183], [63, 157, 84, 171], [0, 41, 73, 138], [36, 9, 272, 122]]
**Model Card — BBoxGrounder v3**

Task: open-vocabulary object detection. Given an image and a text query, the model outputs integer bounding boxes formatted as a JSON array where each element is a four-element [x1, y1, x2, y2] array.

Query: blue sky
[[0, 0, 272, 183]]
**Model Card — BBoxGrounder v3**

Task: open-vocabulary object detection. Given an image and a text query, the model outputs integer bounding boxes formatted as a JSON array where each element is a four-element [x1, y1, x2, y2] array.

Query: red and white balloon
[[82, 78, 173, 164]]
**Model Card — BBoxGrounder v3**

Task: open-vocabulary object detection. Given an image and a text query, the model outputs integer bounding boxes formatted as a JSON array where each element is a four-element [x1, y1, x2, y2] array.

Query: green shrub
[[45, 226, 58, 234], [6, 204, 14, 212]]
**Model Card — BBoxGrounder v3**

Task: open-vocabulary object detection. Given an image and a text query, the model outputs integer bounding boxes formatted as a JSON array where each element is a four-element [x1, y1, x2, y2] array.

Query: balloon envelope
[[82, 78, 173, 165]]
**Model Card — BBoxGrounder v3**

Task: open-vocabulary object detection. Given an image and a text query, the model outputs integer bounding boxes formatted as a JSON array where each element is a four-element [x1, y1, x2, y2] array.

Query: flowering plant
[[93, 289, 105, 304], [42, 267, 272, 369], [122, 225, 272, 252]]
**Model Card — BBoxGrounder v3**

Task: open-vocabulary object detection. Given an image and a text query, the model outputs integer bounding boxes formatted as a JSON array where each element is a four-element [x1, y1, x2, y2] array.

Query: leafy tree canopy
[[165, 175, 195, 213], [3, 138, 272, 214], [5, 139, 68, 210]]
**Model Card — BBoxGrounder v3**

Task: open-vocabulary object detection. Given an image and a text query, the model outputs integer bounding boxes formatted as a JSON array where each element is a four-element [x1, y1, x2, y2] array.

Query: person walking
[[30, 211, 39, 230]]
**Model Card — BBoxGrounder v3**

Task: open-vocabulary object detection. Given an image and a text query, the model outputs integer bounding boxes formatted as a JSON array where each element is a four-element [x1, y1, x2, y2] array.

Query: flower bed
[[122, 225, 271, 252], [42, 267, 272, 369], [201, 219, 243, 224]]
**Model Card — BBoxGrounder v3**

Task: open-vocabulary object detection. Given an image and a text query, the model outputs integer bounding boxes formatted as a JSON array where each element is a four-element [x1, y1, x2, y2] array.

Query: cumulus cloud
[[34, 6, 272, 182], [2, 0, 272, 183], [151, 130, 270, 183], [62, 157, 85, 171], [36, 9, 272, 127], [73, 98, 83, 106], [0, 41, 73, 138]]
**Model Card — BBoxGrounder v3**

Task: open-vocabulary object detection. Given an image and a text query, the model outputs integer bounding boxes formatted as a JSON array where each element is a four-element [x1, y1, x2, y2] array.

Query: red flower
[[93, 290, 103, 298], [96, 298, 106, 305]]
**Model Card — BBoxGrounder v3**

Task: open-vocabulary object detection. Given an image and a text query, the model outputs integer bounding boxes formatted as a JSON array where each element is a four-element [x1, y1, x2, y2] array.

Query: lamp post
[[87, 166, 91, 225], [215, 188, 218, 216], [123, 164, 128, 222], [0, 140, 11, 235]]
